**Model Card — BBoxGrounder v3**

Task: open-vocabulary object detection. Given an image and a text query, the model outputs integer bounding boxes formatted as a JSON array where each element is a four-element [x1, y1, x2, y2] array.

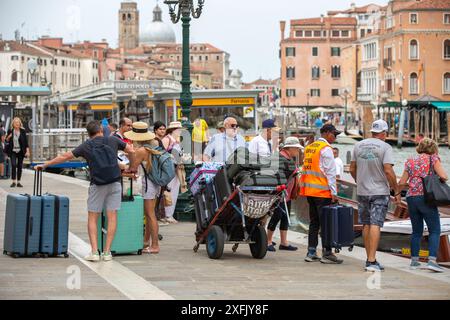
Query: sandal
[[142, 247, 152, 254]]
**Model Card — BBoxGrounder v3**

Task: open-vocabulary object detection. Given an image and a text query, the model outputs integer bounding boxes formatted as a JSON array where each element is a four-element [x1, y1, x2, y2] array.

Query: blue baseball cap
[[262, 119, 280, 129]]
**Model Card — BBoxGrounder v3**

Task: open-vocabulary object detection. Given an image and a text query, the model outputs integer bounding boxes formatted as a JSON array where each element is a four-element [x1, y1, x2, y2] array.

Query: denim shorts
[[87, 182, 122, 213], [357, 195, 390, 227]]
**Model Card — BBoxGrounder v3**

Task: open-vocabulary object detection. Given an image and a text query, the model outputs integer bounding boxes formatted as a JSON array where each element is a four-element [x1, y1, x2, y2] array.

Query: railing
[[383, 58, 392, 68], [30, 131, 89, 163], [357, 92, 377, 102]]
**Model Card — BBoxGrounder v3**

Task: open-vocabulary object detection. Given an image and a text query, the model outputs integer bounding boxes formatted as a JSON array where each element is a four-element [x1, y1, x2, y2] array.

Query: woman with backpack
[[126, 122, 164, 254], [161, 122, 187, 224]]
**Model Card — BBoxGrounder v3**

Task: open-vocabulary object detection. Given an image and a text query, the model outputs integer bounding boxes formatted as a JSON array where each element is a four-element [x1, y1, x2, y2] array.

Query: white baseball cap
[[370, 120, 389, 133]]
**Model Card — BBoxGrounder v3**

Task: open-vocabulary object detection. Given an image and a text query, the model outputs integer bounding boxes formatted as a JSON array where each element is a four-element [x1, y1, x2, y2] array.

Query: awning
[[432, 101, 450, 112], [0, 86, 52, 97]]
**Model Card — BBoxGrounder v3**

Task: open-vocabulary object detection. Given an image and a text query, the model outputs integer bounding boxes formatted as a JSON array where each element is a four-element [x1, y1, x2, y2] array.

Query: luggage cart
[[193, 184, 288, 260]]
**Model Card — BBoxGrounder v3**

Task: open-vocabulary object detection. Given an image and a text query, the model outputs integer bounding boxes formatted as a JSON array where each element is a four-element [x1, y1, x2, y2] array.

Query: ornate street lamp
[[163, 0, 205, 132]]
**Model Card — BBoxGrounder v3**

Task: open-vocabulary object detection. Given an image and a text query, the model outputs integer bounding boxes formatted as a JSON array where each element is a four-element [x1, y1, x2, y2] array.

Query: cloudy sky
[[0, 0, 385, 82]]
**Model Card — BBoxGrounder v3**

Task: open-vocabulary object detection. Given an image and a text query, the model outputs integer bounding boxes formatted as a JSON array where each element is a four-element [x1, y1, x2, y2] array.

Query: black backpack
[[87, 137, 121, 185]]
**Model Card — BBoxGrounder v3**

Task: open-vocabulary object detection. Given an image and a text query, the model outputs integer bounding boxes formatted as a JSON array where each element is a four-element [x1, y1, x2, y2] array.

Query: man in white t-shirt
[[333, 147, 344, 179], [248, 119, 280, 159]]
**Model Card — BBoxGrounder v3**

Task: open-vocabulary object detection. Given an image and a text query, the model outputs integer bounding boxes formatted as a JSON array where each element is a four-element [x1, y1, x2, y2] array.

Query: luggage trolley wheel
[[12, 253, 20, 259], [3, 250, 7, 255], [206, 225, 225, 260], [158, 234, 163, 241], [137, 250, 143, 256], [64, 253, 70, 258], [232, 244, 239, 253], [249, 225, 268, 259], [348, 246, 354, 252]]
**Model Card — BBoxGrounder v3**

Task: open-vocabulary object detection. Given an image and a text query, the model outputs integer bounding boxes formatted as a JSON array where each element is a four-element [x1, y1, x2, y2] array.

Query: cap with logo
[[262, 119, 280, 130], [370, 120, 389, 133]]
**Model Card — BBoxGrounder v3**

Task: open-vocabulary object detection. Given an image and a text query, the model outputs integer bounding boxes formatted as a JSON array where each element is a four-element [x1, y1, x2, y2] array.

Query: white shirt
[[334, 157, 344, 178], [248, 135, 272, 158], [317, 138, 337, 196]]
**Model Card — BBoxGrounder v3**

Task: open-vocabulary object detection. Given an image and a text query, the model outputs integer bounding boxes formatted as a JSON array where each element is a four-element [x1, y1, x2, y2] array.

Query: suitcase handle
[[33, 170, 43, 197], [121, 177, 134, 202]]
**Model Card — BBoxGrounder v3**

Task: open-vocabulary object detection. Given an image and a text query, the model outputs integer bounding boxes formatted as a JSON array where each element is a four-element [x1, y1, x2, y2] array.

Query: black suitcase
[[233, 171, 288, 188], [194, 183, 218, 231], [320, 205, 354, 252], [213, 167, 233, 208]]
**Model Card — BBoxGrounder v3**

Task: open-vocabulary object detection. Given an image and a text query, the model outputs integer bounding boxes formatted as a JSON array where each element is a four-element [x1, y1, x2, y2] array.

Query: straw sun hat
[[166, 121, 183, 131], [124, 122, 156, 141]]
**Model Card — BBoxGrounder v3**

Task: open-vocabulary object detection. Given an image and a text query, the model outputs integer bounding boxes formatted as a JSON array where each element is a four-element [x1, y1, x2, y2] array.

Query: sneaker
[[84, 252, 100, 262], [267, 244, 276, 252], [320, 254, 343, 264], [410, 260, 422, 270], [166, 217, 178, 224], [158, 219, 169, 226], [427, 261, 444, 273], [366, 260, 385, 271], [102, 252, 113, 262], [10, 183, 16, 188], [17, 183, 23, 188], [365, 261, 383, 272], [279, 244, 298, 251], [305, 253, 321, 262]]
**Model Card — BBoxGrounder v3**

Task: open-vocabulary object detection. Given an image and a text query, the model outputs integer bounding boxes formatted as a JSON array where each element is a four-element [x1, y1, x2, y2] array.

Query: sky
[[0, 0, 386, 82]]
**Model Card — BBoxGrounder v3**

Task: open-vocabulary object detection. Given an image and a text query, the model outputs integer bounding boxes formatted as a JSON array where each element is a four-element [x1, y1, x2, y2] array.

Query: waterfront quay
[[0, 170, 449, 300]]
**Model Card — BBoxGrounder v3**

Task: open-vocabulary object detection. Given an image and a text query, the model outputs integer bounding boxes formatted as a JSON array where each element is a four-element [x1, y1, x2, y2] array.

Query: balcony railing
[[357, 92, 377, 102], [383, 59, 392, 68]]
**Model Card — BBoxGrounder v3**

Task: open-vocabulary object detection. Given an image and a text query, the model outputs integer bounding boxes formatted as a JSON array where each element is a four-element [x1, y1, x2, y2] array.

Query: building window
[[199, 56, 202, 61], [332, 89, 340, 97], [409, 72, 419, 95], [310, 89, 320, 97], [286, 47, 296, 57], [332, 30, 340, 37], [216, 55, 220, 61], [445, 13, 450, 24], [305, 30, 312, 37], [444, 73, 450, 94], [409, 40, 419, 60], [322, 30, 327, 37], [410, 13, 418, 24], [444, 39, 450, 59], [312, 47, 318, 56], [341, 30, 349, 37], [11, 55, 19, 61], [311, 66, 320, 79], [331, 47, 341, 57], [286, 89, 296, 97], [331, 66, 341, 79], [295, 30, 303, 37], [314, 30, 321, 37], [205, 56, 208, 61], [361, 29, 366, 38], [286, 67, 295, 79], [11, 70, 18, 82]]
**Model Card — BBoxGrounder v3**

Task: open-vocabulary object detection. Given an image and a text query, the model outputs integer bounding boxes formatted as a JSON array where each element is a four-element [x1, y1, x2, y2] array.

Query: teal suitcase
[[97, 179, 144, 255]]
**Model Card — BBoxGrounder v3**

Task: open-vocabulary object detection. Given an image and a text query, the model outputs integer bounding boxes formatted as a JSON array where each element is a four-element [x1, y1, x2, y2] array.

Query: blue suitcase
[[3, 193, 42, 258], [39, 194, 70, 258], [320, 205, 354, 253]]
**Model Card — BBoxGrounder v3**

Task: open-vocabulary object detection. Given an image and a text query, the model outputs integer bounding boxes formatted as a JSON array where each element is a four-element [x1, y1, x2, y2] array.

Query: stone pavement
[[0, 170, 449, 300]]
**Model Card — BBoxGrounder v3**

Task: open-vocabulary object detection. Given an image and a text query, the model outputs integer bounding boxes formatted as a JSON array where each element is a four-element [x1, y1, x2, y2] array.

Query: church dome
[[140, 4, 176, 45]]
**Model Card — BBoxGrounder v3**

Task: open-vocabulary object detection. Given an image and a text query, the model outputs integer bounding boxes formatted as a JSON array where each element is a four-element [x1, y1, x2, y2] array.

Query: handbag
[[422, 156, 450, 206], [163, 190, 173, 207], [286, 168, 301, 201]]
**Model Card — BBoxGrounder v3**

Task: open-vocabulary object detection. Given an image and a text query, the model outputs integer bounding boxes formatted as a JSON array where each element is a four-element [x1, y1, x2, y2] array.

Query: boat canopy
[[0, 86, 52, 97], [432, 101, 450, 112]]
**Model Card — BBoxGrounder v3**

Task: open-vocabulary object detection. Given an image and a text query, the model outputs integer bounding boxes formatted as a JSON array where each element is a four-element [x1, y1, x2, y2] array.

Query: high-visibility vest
[[299, 140, 332, 198]]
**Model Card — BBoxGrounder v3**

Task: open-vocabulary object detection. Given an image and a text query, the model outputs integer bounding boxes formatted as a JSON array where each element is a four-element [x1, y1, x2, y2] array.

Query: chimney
[[321, 14, 324, 23], [280, 21, 286, 41], [351, 2, 356, 10]]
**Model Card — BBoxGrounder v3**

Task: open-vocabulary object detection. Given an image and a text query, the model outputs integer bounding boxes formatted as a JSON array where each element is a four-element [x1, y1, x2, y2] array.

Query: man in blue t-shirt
[[36, 121, 135, 263]]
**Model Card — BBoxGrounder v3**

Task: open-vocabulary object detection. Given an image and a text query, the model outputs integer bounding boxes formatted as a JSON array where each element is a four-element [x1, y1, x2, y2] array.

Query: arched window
[[331, 65, 341, 79], [410, 72, 418, 94], [311, 66, 320, 79], [122, 14, 126, 21], [11, 70, 18, 82], [444, 39, 450, 59], [444, 73, 450, 94], [409, 40, 419, 60]]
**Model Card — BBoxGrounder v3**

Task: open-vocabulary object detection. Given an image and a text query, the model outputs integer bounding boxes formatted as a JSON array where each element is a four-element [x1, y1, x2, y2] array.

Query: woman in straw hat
[[126, 122, 162, 254], [161, 121, 187, 224]]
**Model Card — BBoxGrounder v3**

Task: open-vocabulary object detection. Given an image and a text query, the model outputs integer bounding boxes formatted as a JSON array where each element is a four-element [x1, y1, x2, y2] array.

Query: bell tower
[[119, 1, 139, 50]]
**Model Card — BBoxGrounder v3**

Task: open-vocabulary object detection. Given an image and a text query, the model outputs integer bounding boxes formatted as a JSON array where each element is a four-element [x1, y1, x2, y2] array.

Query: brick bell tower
[[119, 1, 139, 50]]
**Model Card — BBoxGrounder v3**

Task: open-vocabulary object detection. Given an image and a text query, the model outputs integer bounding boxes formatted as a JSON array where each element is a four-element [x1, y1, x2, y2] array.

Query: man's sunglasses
[[230, 124, 239, 129]]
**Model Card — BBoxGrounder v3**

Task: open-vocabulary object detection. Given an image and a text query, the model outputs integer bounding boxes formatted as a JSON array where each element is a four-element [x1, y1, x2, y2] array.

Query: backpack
[[143, 145, 176, 187], [87, 137, 121, 185]]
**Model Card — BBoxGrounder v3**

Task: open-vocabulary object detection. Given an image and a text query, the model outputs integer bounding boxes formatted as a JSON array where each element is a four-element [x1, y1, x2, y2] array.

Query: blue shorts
[[357, 195, 390, 227]]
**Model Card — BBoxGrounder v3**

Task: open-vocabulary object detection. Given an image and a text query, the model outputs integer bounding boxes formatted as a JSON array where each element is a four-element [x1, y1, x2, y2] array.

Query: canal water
[[336, 144, 450, 175]]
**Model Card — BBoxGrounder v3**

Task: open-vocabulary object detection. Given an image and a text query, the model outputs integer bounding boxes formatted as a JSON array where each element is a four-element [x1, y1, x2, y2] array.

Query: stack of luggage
[[3, 171, 70, 258]]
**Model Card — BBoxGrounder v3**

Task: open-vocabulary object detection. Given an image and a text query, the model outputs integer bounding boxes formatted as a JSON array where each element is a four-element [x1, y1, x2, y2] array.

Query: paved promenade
[[0, 170, 449, 300]]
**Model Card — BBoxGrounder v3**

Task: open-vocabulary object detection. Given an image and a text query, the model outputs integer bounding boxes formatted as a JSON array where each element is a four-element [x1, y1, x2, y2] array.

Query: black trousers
[[10, 152, 24, 181], [267, 201, 291, 232], [307, 196, 332, 252]]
